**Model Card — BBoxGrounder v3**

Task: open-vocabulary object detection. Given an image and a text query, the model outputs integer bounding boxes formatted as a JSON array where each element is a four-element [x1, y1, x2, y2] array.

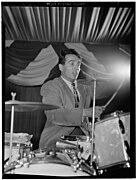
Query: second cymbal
[[5, 100, 60, 112]]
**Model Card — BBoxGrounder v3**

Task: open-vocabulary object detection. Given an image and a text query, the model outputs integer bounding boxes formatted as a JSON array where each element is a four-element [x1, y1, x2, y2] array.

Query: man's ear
[[59, 64, 63, 71]]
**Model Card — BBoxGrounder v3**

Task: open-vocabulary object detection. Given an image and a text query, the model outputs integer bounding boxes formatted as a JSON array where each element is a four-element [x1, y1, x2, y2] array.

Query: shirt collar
[[61, 76, 77, 87]]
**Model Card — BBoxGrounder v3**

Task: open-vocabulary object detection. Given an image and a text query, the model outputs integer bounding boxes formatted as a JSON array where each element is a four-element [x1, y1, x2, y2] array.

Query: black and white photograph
[[2, 1, 135, 178]]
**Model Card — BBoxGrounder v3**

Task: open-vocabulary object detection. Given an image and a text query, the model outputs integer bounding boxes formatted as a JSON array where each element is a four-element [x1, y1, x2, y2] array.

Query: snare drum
[[13, 152, 90, 176], [94, 112, 130, 170]]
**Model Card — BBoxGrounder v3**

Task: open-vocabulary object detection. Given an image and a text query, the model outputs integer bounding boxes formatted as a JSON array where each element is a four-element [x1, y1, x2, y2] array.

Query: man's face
[[59, 54, 81, 82]]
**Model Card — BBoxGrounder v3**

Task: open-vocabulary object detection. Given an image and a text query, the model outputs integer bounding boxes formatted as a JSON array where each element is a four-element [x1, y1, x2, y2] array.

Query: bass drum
[[94, 112, 130, 170], [13, 152, 90, 177]]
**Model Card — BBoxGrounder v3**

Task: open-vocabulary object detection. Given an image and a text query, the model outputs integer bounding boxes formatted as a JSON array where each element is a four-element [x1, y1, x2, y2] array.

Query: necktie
[[72, 82, 79, 108]]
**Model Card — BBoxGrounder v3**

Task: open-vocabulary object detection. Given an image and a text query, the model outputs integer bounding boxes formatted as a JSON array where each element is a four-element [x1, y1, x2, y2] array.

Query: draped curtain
[[5, 41, 131, 85]]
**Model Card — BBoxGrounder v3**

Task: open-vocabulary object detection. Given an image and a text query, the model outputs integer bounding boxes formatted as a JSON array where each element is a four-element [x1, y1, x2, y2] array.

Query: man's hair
[[59, 49, 81, 65]]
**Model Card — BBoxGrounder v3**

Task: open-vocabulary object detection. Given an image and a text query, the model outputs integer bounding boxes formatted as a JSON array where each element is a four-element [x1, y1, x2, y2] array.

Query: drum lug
[[123, 161, 130, 168], [97, 169, 104, 175]]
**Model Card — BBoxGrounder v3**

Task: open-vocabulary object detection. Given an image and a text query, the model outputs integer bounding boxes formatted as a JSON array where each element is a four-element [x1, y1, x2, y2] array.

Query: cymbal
[[78, 79, 110, 85], [5, 100, 60, 112]]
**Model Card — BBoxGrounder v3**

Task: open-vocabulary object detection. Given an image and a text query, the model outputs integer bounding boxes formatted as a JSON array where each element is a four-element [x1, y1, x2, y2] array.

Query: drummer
[[39, 48, 103, 153]]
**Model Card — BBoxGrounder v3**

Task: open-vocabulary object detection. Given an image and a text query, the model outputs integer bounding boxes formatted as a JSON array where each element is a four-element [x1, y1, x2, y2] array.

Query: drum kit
[[4, 78, 130, 177]]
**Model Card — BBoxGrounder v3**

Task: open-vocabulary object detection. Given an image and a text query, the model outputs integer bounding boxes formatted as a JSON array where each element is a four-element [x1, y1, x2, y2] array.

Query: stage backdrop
[[4, 41, 130, 150]]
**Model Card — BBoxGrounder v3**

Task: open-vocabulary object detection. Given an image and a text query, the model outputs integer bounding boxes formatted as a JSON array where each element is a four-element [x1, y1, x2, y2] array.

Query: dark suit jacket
[[39, 77, 93, 151]]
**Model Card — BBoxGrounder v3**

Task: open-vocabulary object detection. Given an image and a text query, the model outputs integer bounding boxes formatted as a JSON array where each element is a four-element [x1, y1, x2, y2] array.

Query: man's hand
[[83, 106, 104, 118]]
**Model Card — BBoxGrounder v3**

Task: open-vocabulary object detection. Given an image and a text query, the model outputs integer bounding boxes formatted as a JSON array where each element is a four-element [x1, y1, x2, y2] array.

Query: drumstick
[[104, 78, 125, 109]]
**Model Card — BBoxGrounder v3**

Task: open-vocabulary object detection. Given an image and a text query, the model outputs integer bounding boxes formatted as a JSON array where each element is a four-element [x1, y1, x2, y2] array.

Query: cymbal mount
[[9, 92, 16, 165]]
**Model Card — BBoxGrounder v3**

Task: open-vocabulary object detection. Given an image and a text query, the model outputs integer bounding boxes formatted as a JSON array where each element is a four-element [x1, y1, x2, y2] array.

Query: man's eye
[[70, 62, 74, 66]]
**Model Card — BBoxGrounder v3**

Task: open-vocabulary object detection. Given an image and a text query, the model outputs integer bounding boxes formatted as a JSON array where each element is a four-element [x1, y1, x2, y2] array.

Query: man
[[39, 49, 103, 152]]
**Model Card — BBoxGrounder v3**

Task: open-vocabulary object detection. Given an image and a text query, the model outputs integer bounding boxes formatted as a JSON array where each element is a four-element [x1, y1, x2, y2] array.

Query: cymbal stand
[[8, 92, 16, 165], [89, 80, 96, 167]]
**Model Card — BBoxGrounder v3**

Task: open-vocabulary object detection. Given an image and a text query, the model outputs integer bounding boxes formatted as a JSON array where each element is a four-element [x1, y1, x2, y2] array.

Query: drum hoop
[[4, 142, 31, 147], [13, 162, 90, 176], [96, 160, 128, 170], [61, 135, 89, 141], [96, 112, 130, 125]]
